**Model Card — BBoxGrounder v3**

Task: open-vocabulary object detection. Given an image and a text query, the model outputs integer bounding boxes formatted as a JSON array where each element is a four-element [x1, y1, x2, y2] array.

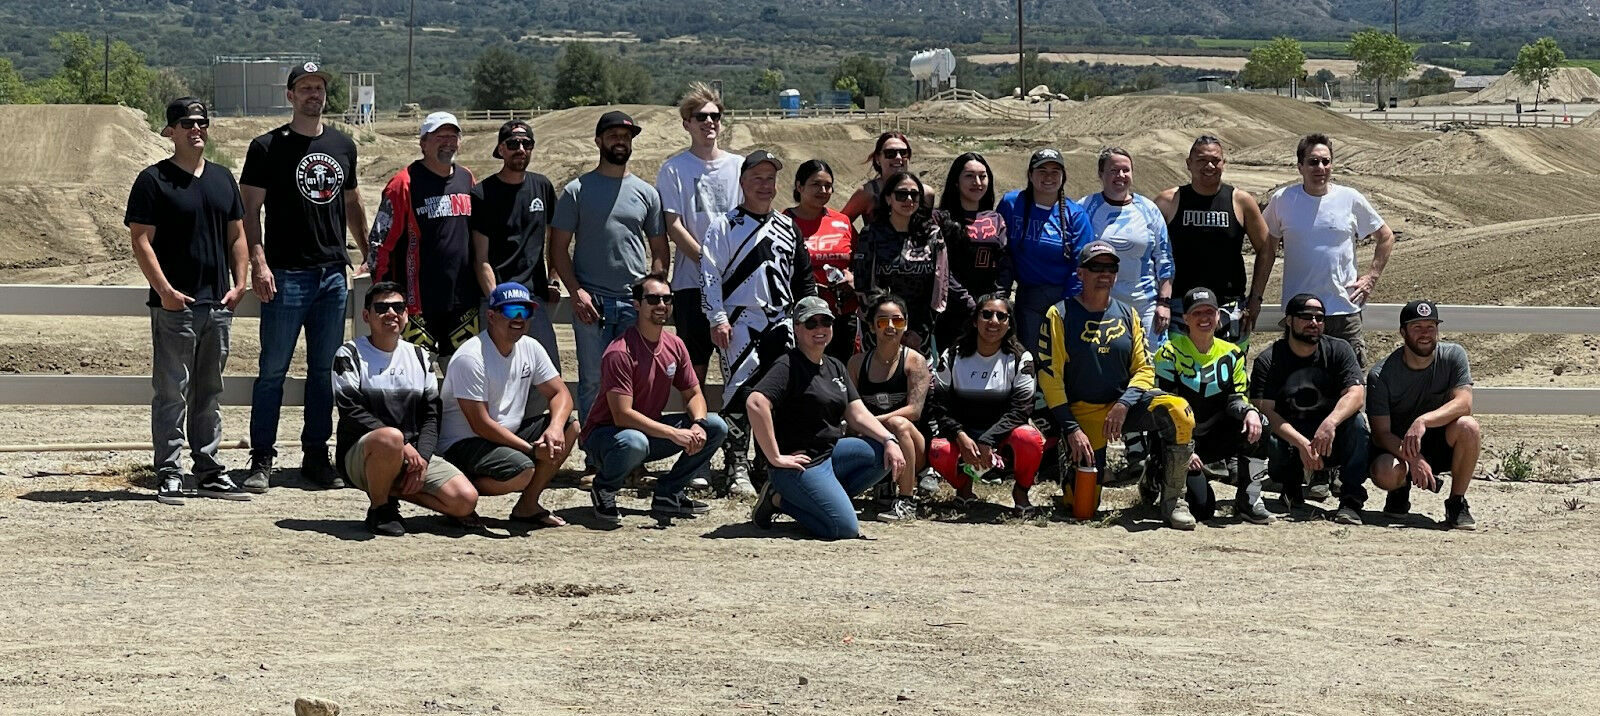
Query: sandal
[[447, 511, 484, 529], [509, 509, 567, 529]]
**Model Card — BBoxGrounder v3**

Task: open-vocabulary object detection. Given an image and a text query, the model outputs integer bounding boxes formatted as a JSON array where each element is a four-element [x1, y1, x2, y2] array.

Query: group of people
[[126, 66, 1483, 539]]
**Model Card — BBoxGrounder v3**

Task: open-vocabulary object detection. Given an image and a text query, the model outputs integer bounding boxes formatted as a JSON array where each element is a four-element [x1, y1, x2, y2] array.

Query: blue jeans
[[1015, 283, 1067, 360], [572, 291, 636, 424], [250, 265, 347, 459], [768, 437, 889, 540], [585, 414, 728, 496], [151, 305, 232, 478], [1268, 413, 1371, 509]]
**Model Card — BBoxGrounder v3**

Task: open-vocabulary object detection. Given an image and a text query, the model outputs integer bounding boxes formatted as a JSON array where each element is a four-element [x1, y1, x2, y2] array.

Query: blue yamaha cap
[[488, 282, 535, 309]]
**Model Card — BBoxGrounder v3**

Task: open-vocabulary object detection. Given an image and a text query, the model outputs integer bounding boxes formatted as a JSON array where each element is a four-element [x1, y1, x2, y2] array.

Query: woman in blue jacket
[[995, 148, 1096, 355]]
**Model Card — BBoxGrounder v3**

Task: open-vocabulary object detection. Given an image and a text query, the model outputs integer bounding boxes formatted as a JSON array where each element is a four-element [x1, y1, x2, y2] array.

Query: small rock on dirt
[[797, 675, 809, 685], [294, 696, 341, 716]]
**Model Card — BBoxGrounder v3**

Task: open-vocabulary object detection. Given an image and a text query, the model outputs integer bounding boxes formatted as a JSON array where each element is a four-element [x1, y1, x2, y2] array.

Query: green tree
[[553, 43, 612, 108], [0, 58, 40, 104], [1240, 37, 1306, 94], [48, 32, 97, 102], [42, 32, 151, 107], [1311, 68, 1338, 85], [609, 59, 650, 104], [831, 54, 886, 107], [1511, 37, 1565, 112], [1348, 29, 1415, 109], [756, 68, 784, 95], [469, 46, 542, 110]]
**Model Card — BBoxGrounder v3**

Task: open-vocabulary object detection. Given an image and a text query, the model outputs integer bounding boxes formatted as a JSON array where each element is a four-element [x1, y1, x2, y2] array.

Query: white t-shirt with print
[[438, 332, 560, 451], [1263, 183, 1385, 316], [656, 150, 743, 291]]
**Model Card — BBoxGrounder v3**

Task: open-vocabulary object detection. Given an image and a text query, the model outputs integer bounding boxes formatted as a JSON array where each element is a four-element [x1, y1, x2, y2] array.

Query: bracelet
[[693, 418, 712, 430], [883, 435, 900, 444]]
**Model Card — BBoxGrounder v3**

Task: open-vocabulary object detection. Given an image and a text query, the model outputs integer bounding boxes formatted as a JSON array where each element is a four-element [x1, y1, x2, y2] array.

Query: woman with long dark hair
[[852, 171, 972, 354], [784, 159, 859, 362], [841, 131, 930, 226], [934, 152, 1010, 348], [995, 148, 1096, 355], [845, 293, 931, 522]]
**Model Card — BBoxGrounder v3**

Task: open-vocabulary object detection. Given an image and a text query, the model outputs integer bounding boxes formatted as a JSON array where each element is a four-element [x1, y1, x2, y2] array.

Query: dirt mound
[[1346, 127, 1600, 175], [1022, 93, 1377, 143], [1456, 67, 1600, 105]]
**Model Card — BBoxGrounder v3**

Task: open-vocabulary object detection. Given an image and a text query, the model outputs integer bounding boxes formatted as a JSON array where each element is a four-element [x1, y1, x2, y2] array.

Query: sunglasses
[[503, 138, 533, 151], [692, 111, 723, 123], [498, 304, 532, 320], [874, 315, 908, 330], [1081, 262, 1119, 273], [803, 315, 836, 330], [979, 309, 1010, 323], [880, 148, 911, 159], [1293, 312, 1326, 323], [371, 301, 406, 315], [176, 118, 209, 130], [890, 189, 920, 202], [640, 293, 673, 306], [1303, 157, 1332, 167]]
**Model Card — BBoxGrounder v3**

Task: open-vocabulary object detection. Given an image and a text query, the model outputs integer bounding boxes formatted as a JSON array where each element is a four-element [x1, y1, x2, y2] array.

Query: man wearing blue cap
[[437, 282, 578, 528]]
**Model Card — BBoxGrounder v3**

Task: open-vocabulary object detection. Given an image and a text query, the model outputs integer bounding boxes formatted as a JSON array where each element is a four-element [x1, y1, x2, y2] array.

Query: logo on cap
[[304, 62, 319, 73], [1195, 291, 1211, 301], [1416, 303, 1432, 317]]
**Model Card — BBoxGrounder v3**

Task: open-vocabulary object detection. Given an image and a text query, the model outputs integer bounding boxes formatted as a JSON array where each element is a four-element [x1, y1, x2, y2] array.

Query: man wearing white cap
[[369, 112, 480, 359]]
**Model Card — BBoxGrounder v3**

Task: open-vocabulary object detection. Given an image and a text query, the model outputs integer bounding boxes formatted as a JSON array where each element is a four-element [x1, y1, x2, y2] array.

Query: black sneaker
[[197, 474, 250, 501], [751, 478, 779, 530], [1383, 484, 1413, 515], [590, 487, 622, 525], [651, 491, 711, 518], [242, 455, 272, 494], [875, 496, 918, 523], [301, 449, 345, 490], [156, 474, 186, 505], [1444, 495, 1477, 531], [365, 501, 406, 537]]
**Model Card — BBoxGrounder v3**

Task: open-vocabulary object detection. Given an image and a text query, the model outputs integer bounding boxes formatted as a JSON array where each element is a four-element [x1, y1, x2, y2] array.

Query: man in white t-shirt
[[439, 282, 578, 528], [657, 81, 743, 386], [1262, 133, 1395, 366]]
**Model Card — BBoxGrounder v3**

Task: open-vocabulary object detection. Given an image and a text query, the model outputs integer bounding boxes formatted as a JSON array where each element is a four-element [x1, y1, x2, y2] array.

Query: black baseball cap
[[1400, 299, 1442, 325], [1029, 148, 1065, 173], [286, 61, 332, 90], [1077, 240, 1118, 265], [1182, 286, 1219, 313], [1278, 292, 1326, 327], [741, 150, 783, 174], [493, 120, 534, 159], [164, 97, 208, 126], [595, 110, 642, 137]]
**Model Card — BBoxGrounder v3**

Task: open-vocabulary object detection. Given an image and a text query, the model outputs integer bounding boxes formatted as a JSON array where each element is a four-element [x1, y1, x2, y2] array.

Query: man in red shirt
[[580, 272, 728, 524]]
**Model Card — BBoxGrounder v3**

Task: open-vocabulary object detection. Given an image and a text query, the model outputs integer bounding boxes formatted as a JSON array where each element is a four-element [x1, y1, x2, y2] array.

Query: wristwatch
[[693, 418, 713, 430], [883, 435, 900, 444]]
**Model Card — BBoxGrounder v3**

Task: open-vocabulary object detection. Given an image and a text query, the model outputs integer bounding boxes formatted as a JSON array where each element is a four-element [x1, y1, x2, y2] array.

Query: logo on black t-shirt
[[296, 152, 345, 205], [529, 197, 545, 213]]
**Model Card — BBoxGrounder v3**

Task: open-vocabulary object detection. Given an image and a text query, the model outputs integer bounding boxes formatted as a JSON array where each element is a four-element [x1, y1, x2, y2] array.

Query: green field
[[1186, 37, 1349, 54], [1565, 59, 1600, 74]]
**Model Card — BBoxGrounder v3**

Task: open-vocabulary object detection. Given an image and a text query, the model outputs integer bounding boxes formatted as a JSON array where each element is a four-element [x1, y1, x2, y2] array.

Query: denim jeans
[[1015, 283, 1066, 360], [585, 414, 728, 496], [572, 291, 636, 424], [151, 304, 233, 478], [768, 437, 889, 540], [250, 265, 347, 459], [1268, 412, 1371, 509]]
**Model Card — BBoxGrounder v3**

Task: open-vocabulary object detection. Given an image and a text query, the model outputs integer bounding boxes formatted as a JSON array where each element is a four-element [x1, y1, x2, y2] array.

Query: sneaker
[[652, 492, 711, 518], [727, 464, 757, 499], [917, 468, 942, 496], [1233, 495, 1275, 525], [242, 455, 272, 494], [156, 475, 186, 505], [301, 449, 345, 490], [1444, 496, 1476, 530], [196, 474, 250, 501], [365, 502, 406, 536], [751, 478, 779, 530], [1383, 484, 1413, 515], [875, 496, 918, 523], [1334, 505, 1364, 526], [590, 487, 622, 525], [1306, 482, 1332, 502]]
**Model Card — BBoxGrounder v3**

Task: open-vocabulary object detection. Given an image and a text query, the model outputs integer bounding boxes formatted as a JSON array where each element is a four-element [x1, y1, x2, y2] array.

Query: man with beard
[[1249, 293, 1371, 517], [550, 111, 669, 429], [369, 112, 479, 360], [470, 120, 560, 368], [580, 272, 728, 524], [1153, 135, 1273, 342], [240, 62, 369, 492], [1361, 300, 1479, 529]]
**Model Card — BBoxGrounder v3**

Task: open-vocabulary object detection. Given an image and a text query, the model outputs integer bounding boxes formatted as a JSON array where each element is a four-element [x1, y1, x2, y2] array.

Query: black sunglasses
[[890, 189, 920, 202], [1293, 312, 1326, 322], [803, 315, 836, 329], [692, 111, 723, 123], [371, 301, 406, 315], [1081, 262, 1119, 273], [1303, 157, 1332, 167], [176, 118, 209, 130], [880, 148, 911, 159], [503, 138, 533, 151], [979, 309, 1010, 323], [640, 294, 673, 306]]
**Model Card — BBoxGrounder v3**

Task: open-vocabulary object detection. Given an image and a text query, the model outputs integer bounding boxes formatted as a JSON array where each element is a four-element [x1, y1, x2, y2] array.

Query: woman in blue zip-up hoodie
[[995, 148, 1097, 356]]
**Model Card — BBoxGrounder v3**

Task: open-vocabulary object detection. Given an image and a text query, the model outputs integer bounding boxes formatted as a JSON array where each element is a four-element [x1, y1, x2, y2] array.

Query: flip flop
[[509, 510, 567, 529], [447, 511, 484, 529]]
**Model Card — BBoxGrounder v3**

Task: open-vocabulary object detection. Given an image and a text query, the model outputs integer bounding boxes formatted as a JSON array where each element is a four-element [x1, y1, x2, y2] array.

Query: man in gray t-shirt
[[1365, 300, 1479, 530], [550, 110, 668, 426]]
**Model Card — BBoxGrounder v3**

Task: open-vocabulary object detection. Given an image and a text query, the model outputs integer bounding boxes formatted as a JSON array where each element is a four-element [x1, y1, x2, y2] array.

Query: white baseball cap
[[419, 112, 460, 138]]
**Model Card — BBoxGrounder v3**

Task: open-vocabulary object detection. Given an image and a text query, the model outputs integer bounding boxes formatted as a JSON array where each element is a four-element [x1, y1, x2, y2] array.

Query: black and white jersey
[[699, 208, 817, 329]]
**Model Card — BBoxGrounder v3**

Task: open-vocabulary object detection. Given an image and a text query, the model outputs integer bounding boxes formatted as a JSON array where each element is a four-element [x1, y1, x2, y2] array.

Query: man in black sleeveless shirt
[[1153, 136, 1272, 338]]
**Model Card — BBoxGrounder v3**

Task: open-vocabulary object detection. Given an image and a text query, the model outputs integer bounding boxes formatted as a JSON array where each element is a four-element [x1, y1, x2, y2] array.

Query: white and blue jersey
[[1079, 192, 1173, 345]]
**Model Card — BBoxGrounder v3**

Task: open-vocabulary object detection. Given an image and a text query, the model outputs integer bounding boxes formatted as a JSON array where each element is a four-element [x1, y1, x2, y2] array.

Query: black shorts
[[441, 413, 554, 481], [1403, 426, 1455, 476], [672, 287, 715, 369]]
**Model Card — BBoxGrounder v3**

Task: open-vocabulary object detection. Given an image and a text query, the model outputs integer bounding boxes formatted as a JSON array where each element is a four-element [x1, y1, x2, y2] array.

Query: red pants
[[929, 425, 1046, 490]]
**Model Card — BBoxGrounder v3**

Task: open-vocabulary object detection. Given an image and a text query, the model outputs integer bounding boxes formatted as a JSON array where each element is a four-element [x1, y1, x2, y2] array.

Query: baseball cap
[[419, 111, 460, 138], [286, 61, 332, 90], [488, 282, 535, 309], [1077, 240, 1118, 265], [1400, 299, 1442, 325], [1278, 292, 1326, 327], [791, 296, 831, 323], [164, 97, 208, 127], [1029, 148, 1065, 173], [741, 149, 783, 174], [493, 120, 534, 159], [595, 110, 642, 137], [1182, 286, 1219, 313]]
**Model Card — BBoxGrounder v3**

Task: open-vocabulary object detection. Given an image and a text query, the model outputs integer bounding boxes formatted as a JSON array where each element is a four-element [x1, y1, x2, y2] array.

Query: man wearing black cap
[[240, 61, 368, 492], [126, 97, 251, 504], [1249, 293, 1371, 516], [470, 120, 561, 368], [550, 110, 669, 429], [1362, 300, 1478, 529]]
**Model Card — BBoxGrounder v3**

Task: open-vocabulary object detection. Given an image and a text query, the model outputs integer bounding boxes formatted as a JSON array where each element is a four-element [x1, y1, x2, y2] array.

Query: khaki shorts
[[344, 432, 461, 494]]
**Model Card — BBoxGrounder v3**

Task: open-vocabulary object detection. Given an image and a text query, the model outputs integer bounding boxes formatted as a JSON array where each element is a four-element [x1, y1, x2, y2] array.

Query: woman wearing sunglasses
[[845, 294, 931, 522], [784, 159, 859, 362], [746, 297, 907, 540], [934, 152, 1009, 349], [841, 132, 929, 226], [996, 148, 1096, 356], [852, 171, 973, 355], [1079, 147, 1174, 349], [926, 295, 1046, 513]]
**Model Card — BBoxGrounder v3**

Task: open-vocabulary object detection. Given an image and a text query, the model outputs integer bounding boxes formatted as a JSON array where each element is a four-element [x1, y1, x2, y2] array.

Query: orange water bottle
[[1072, 462, 1100, 520]]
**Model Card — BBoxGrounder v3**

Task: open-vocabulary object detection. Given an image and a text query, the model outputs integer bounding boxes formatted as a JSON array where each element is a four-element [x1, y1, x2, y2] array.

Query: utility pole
[[406, 0, 415, 105], [103, 34, 110, 97], [1393, 0, 1399, 37], [1016, 0, 1024, 96]]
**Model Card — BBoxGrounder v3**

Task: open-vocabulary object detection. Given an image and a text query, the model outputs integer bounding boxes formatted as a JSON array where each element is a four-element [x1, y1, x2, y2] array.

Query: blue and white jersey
[[1078, 192, 1173, 332]]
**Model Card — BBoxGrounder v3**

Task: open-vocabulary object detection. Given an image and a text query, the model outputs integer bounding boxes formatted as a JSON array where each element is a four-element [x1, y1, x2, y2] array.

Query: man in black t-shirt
[[1250, 293, 1371, 516], [126, 97, 251, 505], [470, 120, 560, 369], [240, 61, 369, 492], [369, 112, 479, 359]]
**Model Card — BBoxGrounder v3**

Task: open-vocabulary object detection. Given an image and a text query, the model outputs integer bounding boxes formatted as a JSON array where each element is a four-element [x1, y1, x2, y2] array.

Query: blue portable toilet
[[778, 88, 801, 117]]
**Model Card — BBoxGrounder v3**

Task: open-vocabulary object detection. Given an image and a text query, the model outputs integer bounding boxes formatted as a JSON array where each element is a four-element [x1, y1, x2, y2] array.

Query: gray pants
[[151, 305, 233, 479], [1324, 311, 1367, 367]]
